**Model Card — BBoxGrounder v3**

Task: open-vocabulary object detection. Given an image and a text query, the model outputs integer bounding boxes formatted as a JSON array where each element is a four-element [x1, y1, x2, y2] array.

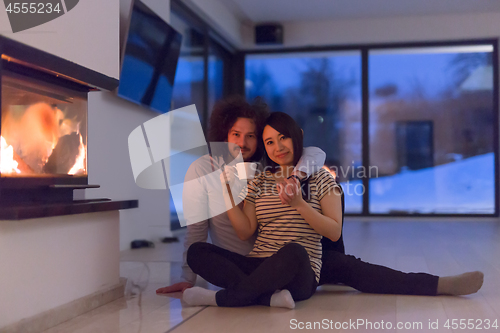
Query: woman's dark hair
[[208, 95, 269, 162], [263, 112, 303, 171]]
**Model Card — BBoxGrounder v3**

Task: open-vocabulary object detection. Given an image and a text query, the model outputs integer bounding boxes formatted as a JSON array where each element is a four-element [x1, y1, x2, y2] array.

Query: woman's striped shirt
[[241, 168, 337, 282]]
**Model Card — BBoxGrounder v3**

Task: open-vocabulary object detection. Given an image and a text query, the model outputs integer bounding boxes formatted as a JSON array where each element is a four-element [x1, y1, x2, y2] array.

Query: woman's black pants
[[187, 242, 318, 307]]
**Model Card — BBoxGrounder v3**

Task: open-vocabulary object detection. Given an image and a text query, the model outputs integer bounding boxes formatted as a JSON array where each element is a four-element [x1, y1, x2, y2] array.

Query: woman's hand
[[277, 177, 304, 208]]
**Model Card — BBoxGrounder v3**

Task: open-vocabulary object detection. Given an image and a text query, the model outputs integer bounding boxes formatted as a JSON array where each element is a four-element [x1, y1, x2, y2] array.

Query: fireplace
[[0, 36, 125, 209], [0, 33, 136, 332]]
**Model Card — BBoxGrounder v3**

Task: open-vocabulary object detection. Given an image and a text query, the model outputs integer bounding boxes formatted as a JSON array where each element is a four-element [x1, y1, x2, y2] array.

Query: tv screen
[[118, 0, 182, 114]]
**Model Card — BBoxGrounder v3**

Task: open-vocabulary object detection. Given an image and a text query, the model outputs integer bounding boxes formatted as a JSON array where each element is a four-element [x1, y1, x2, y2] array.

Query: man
[[156, 96, 327, 294]]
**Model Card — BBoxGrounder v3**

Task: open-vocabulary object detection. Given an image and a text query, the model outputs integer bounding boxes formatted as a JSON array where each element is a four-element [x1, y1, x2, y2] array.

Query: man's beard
[[228, 143, 250, 161], [239, 147, 251, 161]]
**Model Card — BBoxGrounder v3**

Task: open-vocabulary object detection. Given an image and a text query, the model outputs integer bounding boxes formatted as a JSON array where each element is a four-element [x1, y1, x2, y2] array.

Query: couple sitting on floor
[[156, 96, 484, 309]]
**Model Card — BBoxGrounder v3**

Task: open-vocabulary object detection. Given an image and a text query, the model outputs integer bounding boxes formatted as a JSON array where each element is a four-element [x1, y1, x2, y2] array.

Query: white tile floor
[[43, 220, 500, 333]]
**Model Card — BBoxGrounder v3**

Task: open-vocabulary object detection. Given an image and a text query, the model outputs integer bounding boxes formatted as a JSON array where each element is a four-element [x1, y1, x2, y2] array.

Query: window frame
[[171, 0, 239, 130]]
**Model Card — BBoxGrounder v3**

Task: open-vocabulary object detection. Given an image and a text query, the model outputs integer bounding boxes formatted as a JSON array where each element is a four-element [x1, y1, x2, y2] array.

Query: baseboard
[[0, 279, 125, 333]]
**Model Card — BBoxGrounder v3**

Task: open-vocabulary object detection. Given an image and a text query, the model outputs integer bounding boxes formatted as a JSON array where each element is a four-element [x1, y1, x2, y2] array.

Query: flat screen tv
[[118, 0, 182, 114]]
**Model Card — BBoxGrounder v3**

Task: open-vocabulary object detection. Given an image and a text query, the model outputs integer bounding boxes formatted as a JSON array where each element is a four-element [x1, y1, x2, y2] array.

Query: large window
[[369, 45, 495, 214], [207, 40, 231, 119], [170, 12, 205, 123], [245, 41, 498, 216], [246, 52, 362, 213]]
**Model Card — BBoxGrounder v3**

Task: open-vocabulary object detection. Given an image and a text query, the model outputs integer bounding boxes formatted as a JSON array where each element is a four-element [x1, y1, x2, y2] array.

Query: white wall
[[0, 212, 120, 328], [262, 12, 500, 48], [181, 0, 244, 47], [0, 0, 120, 79], [182, 6, 500, 50], [87, 91, 172, 251]]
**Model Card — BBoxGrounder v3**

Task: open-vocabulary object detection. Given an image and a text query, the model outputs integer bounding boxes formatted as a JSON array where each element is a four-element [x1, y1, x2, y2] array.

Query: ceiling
[[218, 0, 500, 24]]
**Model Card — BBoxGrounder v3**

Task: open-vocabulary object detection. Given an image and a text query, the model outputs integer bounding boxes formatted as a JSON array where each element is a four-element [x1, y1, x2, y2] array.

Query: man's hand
[[220, 165, 237, 186], [220, 165, 247, 210], [156, 282, 193, 294]]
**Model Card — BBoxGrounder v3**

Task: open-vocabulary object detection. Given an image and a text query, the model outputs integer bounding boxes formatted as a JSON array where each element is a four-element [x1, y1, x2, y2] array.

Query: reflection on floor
[[43, 220, 500, 333]]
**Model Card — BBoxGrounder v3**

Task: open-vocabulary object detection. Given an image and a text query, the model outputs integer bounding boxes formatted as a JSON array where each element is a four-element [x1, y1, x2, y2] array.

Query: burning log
[[42, 133, 80, 174], [2, 102, 60, 173], [13, 149, 34, 174]]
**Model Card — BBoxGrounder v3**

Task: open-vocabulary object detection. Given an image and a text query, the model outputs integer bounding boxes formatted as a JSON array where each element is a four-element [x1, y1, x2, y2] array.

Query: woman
[[183, 112, 342, 309]]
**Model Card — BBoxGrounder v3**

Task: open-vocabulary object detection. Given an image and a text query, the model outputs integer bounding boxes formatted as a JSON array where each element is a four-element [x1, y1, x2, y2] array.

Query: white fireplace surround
[[0, 211, 121, 331]]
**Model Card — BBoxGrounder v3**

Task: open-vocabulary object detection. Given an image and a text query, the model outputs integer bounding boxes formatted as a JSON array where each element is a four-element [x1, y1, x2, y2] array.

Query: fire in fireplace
[[1, 69, 87, 177]]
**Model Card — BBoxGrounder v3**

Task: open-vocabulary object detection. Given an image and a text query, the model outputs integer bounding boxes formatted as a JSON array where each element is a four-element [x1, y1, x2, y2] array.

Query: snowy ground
[[343, 153, 495, 214]]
